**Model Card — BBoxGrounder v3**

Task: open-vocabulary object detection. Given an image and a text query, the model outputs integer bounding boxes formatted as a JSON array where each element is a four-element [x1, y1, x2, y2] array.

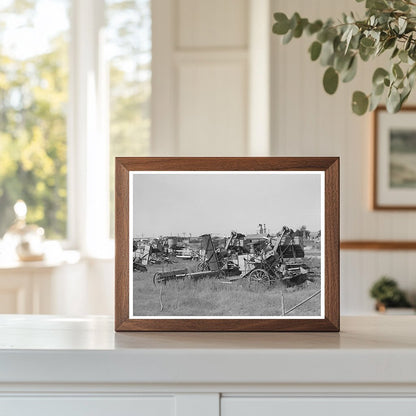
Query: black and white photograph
[[129, 172, 324, 319]]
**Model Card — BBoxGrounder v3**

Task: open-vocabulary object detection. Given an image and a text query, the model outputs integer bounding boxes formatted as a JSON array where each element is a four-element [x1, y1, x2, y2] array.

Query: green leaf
[[307, 20, 323, 35], [366, 0, 388, 10], [290, 12, 301, 30], [383, 37, 396, 50], [352, 91, 369, 115], [398, 17, 407, 34], [342, 56, 358, 83], [374, 82, 385, 96], [400, 88, 411, 106], [386, 87, 401, 112], [372, 68, 389, 86], [393, 63, 404, 79], [360, 37, 375, 48], [369, 92, 383, 111], [391, 47, 399, 59], [393, 0, 410, 11], [409, 44, 416, 61], [320, 41, 335, 66], [293, 18, 308, 38], [359, 46, 374, 61], [317, 30, 328, 43], [273, 13, 290, 35], [309, 41, 322, 61], [399, 49, 408, 63], [282, 29, 293, 44], [323, 67, 339, 94], [405, 34, 413, 51]]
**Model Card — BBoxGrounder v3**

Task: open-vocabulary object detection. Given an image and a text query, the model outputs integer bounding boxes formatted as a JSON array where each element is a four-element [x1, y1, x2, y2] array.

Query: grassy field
[[133, 251, 321, 317]]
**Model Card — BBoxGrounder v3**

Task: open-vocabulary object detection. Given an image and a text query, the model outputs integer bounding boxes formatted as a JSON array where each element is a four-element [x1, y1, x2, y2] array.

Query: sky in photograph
[[132, 172, 322, 237]]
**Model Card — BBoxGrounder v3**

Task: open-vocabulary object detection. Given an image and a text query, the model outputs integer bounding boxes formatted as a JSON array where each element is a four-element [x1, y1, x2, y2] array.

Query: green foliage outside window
[[0, 1, 69, 238], [0, 0, 151, 240]]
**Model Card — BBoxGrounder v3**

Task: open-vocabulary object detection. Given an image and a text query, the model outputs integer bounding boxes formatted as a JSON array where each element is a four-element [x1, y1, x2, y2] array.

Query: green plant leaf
[[342, 56, 357, 82], [323, 67, 339, 94], [359, 42, 375, 61], [383, 37, 396, 50], [369, 92, 383, 111], [405, 34, 413, 50], [393, 63, 404, 79], [366, 0, 388, 10], [399, 49, 408, 63], [400, 87, 411, 106], [293, 18, 308, 38], [307, 20, 323, 35], [320, 40, 335, 66], [334, 52, 352, 72], [360, 37, 375, 48], [273, 13, 290, 34], [309, 41, 322, 61], [282, 29, 293, 44], [391, 47, 399, 59], [317, 30, 328, 43], [387, 87, 401, 112], [352, 91, 369, 115], [398, 16, 407, 34], [372, 67, 389, 86]]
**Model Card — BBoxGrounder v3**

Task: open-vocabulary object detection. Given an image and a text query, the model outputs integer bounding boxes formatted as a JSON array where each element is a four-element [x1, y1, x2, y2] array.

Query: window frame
[[67, 0, 112, 257]]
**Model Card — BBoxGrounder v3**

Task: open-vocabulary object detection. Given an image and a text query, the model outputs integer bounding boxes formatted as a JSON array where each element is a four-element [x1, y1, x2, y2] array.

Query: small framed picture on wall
[[374, 106, 416, 209]]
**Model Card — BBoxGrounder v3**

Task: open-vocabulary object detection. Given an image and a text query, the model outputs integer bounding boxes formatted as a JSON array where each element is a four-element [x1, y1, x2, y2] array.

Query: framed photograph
[[374, 106, 416, 209], [115, 157, 339, 332]]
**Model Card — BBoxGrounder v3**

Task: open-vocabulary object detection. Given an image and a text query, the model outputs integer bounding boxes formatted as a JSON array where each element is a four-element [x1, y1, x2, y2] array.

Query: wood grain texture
[[114, 160, 130, 330], [373, 106, 416, 210], [341, 241, 416, 250], [115, 157, 340, 332]]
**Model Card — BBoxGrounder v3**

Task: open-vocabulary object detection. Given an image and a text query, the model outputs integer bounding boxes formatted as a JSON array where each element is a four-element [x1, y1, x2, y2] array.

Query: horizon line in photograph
[[133, 225, 320, 240], [132, 171, 323, 238]]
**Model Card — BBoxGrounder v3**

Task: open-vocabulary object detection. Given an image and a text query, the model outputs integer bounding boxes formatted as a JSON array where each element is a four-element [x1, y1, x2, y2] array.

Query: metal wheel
[[153, 272, 165, 287], [196, 261, 209, 272], [249, 268, 271, 290]]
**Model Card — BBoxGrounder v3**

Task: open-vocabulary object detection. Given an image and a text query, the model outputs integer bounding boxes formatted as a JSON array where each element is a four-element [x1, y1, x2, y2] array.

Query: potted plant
[[272, 0, 416, 115], [369, 276, 413, 313]]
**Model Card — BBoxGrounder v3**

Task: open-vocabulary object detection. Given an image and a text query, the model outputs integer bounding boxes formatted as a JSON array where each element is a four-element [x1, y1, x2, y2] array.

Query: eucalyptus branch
[[272, 0, 416, 115]]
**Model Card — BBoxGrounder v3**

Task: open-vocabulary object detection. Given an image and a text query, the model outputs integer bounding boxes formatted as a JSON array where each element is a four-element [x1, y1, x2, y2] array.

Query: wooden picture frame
[[115, 157, 339, 332], [373, 106, 416, 210]]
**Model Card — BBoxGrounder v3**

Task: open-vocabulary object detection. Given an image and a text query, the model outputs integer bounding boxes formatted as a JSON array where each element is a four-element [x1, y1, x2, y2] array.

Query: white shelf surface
[[0, 315, 415, 387]]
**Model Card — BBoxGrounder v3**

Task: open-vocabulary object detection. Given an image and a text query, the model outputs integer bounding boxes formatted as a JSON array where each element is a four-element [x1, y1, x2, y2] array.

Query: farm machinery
[[242, 226, 309, 289], [152, 227, 311, 288], [153, 233, 237, 286], [133, 244, 174, 273]]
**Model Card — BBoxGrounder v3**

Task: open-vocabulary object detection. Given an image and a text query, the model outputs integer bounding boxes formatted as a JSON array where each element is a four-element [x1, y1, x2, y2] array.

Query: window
[[106, 0, 151, 237], [0, 0, 151, 251], [0, 0, 70, 239]]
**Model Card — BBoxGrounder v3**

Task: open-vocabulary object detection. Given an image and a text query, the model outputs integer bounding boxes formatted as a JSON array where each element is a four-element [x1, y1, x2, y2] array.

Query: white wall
[[271, 0, 416, 313], [152, 0, 255, 156]]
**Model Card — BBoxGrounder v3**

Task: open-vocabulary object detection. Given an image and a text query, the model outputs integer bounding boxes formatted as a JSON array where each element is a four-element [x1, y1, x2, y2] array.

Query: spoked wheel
[[196, 261, 209, 272], [153, 272, 165, 287], [249, 268, 271, 290]]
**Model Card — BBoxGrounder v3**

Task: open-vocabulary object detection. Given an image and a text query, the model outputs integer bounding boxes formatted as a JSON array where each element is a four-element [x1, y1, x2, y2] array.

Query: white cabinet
[[1, 316, 416, 416], [1, 397, 174, 416], [222, 398, 416, 416]]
